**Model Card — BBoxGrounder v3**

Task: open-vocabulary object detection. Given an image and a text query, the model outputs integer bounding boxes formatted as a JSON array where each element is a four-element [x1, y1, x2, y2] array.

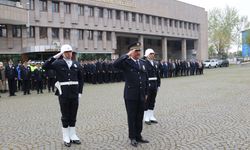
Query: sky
[[179, 0, 250, 18]]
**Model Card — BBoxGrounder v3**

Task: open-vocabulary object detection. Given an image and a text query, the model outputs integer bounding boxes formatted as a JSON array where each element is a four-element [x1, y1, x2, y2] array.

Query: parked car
[[203, 59, 219, 68], [218, 59, 229, 67]]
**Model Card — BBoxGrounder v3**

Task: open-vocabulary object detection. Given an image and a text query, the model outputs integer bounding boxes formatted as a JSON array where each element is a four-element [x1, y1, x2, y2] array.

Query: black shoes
[[64, 142, 71, 147], [145, 121, 151, 125], [137, 138, 149, 143], [150, 120, 158, 124], [130, 139, 138, 147], [71, 140, 81, 144]]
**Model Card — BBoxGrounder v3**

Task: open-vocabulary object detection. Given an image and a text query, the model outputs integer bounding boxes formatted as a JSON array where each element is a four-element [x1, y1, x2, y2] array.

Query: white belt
[[59, 81, 78, 86], [148, 77, 157, 81], [55, 81, 78, 95]]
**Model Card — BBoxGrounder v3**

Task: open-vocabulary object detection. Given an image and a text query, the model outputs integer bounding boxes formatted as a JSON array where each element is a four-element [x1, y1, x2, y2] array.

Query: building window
[[107, 32, 111, 41], [12, 25, 21, 38], [132, 13, 136, 22], [175, 20, 178, 28], [29, 26, 35, 38], [164, 19, 168, 26], [189, 23, 191, 30], [52, 1, 59, 13], [64, 29, 70, 39], [89, 7, 94, 17], [152, 17, 156, 25], [0, 25, 7, 37], [99, 8, 103, 18], [179, 21, 183, 28], [64, 3, 71, 14], [184, 22, 187, 29], [78, 29, 84, 40], [116, 10, 121, 20], [78, 5, 84, 16], [39, 27, 47, 39], [29, 0, 34, 10], [39, 0, 47, 11], [97, 31, 102, 40], [52, 28, 59, 39], [158, 18, 162, 26], [139, 14, 143, 23], [108, 9, 112, 19], [169, 19, 172, 27], [87, 30, 93, 40], [124, 12, 128, 21], [193, 24, 196, 30], [146, 15, 150, 24]]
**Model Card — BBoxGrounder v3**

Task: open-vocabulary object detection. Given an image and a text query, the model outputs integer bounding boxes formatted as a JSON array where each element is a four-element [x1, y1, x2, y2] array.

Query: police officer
[[20, 61, 32, 95], [43, 44, 84, 147], [5, 59, 18, 97], [143, 49, 161, 125], [34, 63, 45, 94], [113, 42, 149, 147], [46, 69, 56, 93]]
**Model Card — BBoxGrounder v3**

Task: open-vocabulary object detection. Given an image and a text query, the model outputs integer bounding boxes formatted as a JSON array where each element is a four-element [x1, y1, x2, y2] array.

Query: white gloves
[[78, 94, 82, 98], [53, 52, 63, 59]]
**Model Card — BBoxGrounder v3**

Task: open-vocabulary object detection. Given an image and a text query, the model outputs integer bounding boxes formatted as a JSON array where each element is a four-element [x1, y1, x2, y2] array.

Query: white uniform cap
[[144, 48, 155, 57], [61, 44, 73, 53]]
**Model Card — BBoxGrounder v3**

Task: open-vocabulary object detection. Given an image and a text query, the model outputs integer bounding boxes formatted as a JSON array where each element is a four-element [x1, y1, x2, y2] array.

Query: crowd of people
[[0, 57, 204, 97]]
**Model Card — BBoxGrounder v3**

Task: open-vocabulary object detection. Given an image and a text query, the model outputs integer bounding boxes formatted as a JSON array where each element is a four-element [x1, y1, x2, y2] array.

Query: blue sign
[[242, 30, 250, 57]]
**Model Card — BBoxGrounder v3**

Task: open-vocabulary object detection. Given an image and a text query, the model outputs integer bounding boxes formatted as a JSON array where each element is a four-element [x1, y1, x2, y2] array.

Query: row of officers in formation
[[0, 58, 204, 97]]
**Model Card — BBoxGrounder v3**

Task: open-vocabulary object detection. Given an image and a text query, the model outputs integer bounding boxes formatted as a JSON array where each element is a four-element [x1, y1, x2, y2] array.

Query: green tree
[[246, 30, 250, 45], [208, 6, 240, 57]]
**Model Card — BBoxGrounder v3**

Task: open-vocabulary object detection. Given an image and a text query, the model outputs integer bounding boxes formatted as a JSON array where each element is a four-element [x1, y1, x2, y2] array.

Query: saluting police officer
[[43, 44, 84, 147], [113, 42, 149, 147], [143, 49, 161, 125]]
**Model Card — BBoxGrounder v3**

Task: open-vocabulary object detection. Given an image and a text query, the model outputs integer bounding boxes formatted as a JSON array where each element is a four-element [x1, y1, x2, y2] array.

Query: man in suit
[[143, 49, 161, 125], [113, 42, 149, 147], [43, 44, 84, 147], [5, 59, 18, 96], [20, 61, 32, 95]]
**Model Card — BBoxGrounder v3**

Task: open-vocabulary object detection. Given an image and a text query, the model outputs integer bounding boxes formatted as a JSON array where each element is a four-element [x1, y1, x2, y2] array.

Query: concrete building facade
[[0, 0, 208, 61]]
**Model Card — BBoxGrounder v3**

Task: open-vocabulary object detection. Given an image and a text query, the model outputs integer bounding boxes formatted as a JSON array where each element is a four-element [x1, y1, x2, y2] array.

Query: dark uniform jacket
[[5, 65, 18, 80], [34, 68, 46, 81], [20, 66, 32, 80], [113, 55, 148, 101], [46, 69, 56, 79], [144, 59, 161, 90], [43, 57, 84, 99]]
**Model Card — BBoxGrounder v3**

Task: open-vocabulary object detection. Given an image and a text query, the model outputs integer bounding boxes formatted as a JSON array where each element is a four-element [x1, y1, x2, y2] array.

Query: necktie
[[136, 60, 140, 69]]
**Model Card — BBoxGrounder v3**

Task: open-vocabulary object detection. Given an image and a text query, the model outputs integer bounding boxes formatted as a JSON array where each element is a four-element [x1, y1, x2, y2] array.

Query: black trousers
[[125, 99, 144, 140], [23, 80, 30, 94], [36, 80, 43, 93], [8, 79, 16, 96], [48, 78, 55, 92], [59, 97, 79, 128], [145, 88, 157, 111], [18, 80, 22, 91]]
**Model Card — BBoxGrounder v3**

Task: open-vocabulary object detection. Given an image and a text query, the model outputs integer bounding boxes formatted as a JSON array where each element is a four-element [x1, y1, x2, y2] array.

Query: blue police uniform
[[113, 43, 149, 144]]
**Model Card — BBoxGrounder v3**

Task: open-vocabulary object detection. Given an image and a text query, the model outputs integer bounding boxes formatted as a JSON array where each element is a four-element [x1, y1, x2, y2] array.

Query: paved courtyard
[[1, 65, 250, 150]]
